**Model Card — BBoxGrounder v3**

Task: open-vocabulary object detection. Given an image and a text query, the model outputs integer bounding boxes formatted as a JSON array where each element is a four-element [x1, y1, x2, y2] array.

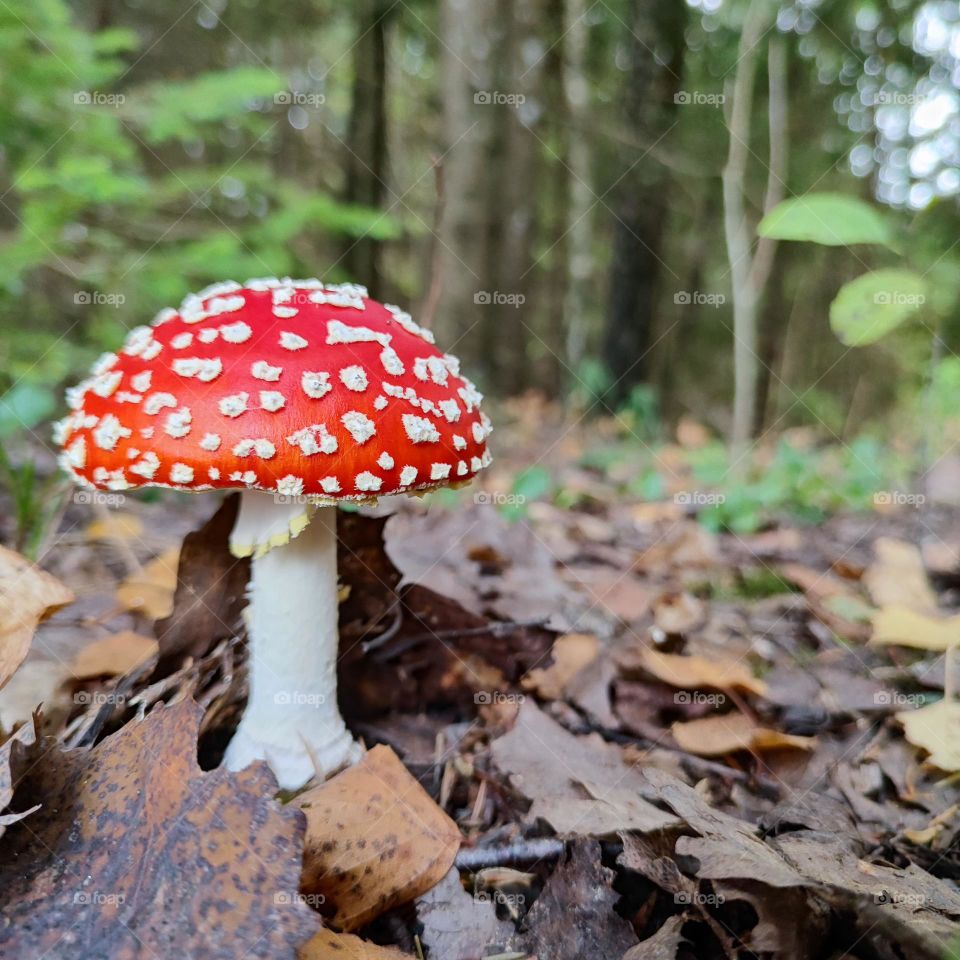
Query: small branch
[[420, 155, 446, 330], [455, 837, 567, 870]]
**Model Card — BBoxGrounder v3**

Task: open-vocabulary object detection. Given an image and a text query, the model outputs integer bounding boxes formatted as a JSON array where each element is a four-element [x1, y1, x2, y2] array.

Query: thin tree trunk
[[342, 0, 391, 295], [723, 2, 784, 457], [601, 0, 687, 406]]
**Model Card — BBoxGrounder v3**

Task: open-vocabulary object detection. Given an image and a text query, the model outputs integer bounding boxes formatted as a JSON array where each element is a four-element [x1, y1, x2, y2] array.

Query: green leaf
[[0, 383, 57, 439], [758, 193, 894, 247], [829, 269, 928, 346]]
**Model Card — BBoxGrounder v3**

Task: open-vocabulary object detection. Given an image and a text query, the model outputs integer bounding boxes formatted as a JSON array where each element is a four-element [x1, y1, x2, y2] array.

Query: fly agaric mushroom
[[56, 278, 492, 789]]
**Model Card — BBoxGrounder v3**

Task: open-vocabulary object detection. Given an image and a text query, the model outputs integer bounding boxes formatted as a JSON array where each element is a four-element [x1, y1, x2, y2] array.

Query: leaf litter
[[2, 424, 960, 957]]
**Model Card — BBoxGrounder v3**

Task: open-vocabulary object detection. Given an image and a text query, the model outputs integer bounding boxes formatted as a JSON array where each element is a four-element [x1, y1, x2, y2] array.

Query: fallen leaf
[[155, 494, 251, 674], [676, 417, 711, 449], [115, 546, 180, 621], [295, 744, 460, 931], [567, 567, 652, 621], [897, 700, 960, 771], [622, 916, 687, 959], [871, 604, 960, 652], [0, 660, 70, 731], [298, 930, 409, 959], [0, 699, 320, 958], [416, 866, 514, 960], [671, 713, 815, 756], [862, 537, 937, 611], [510, 841, 637, 958], [85, 512, 144, 542], [651, 591, 705, 635], [69, 630, 158, 680], [634, 648, 766, 697], [490, 702, 678, 837], [521, 633, 600, 700], [0, 714, 41, 837], [0, 545, 74, 690]]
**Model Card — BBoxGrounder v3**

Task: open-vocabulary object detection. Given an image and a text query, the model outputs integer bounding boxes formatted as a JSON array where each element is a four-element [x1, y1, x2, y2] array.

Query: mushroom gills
[[224, 491, 362, 789]]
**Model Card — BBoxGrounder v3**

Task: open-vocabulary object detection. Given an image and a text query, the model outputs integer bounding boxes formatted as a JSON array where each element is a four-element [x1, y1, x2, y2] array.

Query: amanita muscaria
[[57, 278, 492, 789]]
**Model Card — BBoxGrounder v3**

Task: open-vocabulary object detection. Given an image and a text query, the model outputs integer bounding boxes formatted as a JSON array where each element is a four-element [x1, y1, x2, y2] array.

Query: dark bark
[[601, 0, 688, 406], [342, 0, 392, 295]]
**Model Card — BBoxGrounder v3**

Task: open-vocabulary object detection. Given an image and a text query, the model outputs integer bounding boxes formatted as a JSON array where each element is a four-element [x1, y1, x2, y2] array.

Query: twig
[[419, 155, 446, 330], [455, 837, 567, 870]]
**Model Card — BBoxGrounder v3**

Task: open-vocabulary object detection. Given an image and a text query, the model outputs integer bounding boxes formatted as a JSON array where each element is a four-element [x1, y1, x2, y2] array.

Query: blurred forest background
[[0, 0, 959, 546]]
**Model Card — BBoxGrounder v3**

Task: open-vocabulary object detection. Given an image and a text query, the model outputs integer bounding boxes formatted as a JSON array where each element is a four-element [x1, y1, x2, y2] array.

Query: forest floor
[[1, 404, 960, 959]]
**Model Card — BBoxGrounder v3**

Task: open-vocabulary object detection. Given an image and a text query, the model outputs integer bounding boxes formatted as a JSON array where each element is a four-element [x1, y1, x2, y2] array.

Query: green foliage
[[758, 193, 894, 248], [0, 384, 57, 440], [829, 269, 928, 346]]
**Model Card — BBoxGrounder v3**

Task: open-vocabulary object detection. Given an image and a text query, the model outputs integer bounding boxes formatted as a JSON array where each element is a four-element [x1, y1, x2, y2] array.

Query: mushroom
[[56, 278, 492, 789]]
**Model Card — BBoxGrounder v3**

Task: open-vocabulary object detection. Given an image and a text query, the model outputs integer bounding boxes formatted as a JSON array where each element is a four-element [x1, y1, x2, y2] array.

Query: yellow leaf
[[115, 548, 179, 620], [85, 512, 144, 542], [871, 605, 960, 652], [69, 630, 158, 680], [295, 745, 460, 931], [638, 648, 766, 697], [897, 700, 960, 771], [298, 930, 409, 959], [522, 633, 599, 700], [671, 713, 815, 757], [0, 545, 74, 690], [863, 538, 937, 611]]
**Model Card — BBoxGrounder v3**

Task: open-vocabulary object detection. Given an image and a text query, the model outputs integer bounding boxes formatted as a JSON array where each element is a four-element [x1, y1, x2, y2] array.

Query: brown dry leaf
[[676, 416, 711, 449], [155, 494, 251, 674], [567, 567, 652, 621], [0, 699, 320, 958], [295, 744, 460, 931], [521, 632, 600, 700], [298, 930, 409, 959], [896, 700, 960, 771], [636, 648, 766, 697], [68, 630, 158, 680], [871, 604, 960, 652], [115, 546, 180, 620], [0, 545, 74, 690], [85, 512, 144, 541], [510, 841, 638, 959], [416, 867, 514, 960], [634, 522, 717, 571], [862, 537, 937, 611], [490, 702, 679, 837], [651, 591, 705, 635], [671, 712, 816, 756]]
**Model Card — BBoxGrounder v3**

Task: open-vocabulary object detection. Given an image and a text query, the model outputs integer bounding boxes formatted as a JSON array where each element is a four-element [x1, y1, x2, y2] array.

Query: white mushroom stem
[[223, 491, 362, 790]]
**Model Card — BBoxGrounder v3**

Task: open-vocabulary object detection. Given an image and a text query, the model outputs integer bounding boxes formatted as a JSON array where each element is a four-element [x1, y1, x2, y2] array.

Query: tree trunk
[[342, 0, 391, 295], [601, 0, 688, 407]]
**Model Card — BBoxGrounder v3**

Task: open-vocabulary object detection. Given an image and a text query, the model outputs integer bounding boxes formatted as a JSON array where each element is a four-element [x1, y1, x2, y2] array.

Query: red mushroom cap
[[56, 279, 492, 500]]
